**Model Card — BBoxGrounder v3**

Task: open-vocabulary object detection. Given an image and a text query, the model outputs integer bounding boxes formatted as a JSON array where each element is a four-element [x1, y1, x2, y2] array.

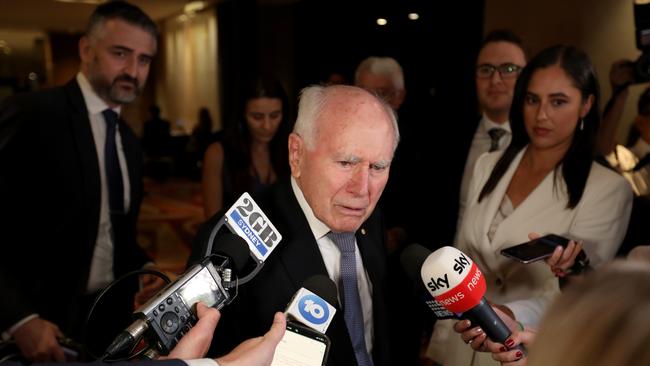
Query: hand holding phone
[[270, 321, 330, 366], [500, 234, 571, 264]]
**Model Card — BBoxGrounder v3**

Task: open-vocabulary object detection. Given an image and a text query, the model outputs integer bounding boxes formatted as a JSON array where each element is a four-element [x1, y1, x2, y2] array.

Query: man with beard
[[0, 1, 157, 361]]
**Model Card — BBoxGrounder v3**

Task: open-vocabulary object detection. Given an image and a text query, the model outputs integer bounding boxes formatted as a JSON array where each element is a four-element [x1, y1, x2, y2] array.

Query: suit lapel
[[118, 120, 141, 214], [65, 80, 101, 249], [491, 163, 564, 250], [356, 220, 383, 289], [478, 149, 525, 249], [273, 180, 330, 288]]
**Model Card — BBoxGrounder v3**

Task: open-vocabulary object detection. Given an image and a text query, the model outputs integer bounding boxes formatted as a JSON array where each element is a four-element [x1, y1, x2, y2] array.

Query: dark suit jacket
[[0, 79, 148, 337], [188, 179, 392, 366]]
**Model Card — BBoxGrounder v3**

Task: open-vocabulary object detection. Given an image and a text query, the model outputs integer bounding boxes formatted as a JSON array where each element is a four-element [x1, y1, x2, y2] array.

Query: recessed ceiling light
[[408, 13, 419, 20], [376, 18, 387, 26]]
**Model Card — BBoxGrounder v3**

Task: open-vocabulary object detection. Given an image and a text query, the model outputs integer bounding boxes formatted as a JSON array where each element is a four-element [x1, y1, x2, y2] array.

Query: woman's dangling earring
[[580, 118, 584, 131]]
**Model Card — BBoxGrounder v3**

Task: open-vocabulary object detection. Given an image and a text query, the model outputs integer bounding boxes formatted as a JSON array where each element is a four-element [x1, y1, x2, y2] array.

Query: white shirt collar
[[290, 177, 331, 240], [76, 72, 121, 116], [480, 114, 511, 134]]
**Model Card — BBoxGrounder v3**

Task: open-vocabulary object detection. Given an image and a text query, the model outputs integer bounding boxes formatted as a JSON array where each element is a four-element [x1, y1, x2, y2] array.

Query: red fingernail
[[500, 346, 507, 352], [515, 351, 523, 358], [505, 339, 515, 347]]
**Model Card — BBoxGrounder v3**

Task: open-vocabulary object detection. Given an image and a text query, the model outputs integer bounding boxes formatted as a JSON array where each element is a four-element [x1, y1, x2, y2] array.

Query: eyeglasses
[[476, 63, 523, 79]]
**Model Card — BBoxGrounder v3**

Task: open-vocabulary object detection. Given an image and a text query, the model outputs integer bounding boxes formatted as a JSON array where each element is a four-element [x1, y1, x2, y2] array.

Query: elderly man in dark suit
[[0, 1, 157, 361], [190, 84, 404, 366]]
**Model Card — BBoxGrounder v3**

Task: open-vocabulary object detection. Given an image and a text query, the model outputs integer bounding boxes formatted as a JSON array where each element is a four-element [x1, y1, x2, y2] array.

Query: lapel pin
[[360, 228, 366, 235]]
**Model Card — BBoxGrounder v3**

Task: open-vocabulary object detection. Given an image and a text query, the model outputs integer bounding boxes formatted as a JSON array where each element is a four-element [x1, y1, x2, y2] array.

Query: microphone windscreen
[[400, 244, 432, 282], [420, 246, 487, 313], [212, 233, 250, 272], [303, 275, 338, 307]]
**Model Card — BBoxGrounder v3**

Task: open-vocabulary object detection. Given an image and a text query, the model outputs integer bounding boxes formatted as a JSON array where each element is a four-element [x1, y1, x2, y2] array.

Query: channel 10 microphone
[[420, 246, 525, 354], [285, 275, 338, 333], [103, 233, 250, 359]]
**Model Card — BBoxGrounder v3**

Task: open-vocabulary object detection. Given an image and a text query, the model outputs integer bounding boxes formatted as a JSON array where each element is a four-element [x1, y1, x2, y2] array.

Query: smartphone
[[500, 234, 570, 264], [271, 321, 330, 366]]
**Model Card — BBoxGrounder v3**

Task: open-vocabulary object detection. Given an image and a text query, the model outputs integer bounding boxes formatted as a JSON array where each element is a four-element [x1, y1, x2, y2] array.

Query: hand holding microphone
[[483, 328, 535, 366], [402, 245, 526, 356]]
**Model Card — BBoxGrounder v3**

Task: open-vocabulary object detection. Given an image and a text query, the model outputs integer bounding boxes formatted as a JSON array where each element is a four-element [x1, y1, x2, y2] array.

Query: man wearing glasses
[[456, 30, 527, 232]]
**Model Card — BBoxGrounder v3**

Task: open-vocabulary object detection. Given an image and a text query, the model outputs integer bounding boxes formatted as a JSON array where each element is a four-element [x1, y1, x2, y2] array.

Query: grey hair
[[354, 56, 405, 91], [293, 84, 400, 152], [86, 1, 158, 44]]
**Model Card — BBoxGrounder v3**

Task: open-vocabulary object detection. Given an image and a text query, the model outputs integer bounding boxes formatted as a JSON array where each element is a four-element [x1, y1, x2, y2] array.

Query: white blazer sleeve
[[569, 165, 633, 266]]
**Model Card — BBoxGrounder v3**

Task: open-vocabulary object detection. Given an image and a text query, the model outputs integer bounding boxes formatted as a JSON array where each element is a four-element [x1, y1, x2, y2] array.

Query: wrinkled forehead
[[319, 90, 388, 126], [316, 94, 394, 146]]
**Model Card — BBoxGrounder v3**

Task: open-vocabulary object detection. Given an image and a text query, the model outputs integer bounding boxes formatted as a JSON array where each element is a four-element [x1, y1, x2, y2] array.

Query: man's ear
[[394, 89, 406, 109], [288, 133, 303, 178], [79, 36, 92, 64]]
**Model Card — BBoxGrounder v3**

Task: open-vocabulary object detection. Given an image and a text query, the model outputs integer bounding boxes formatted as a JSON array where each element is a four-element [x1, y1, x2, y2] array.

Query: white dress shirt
[[77, 72, 131, 293], [457, 115, 511, 237], [290, 177, 374, 355]]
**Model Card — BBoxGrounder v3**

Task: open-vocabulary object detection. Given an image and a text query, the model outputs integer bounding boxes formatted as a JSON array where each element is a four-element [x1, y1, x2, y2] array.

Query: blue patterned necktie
[[102, 109, 124, 213], [327, 231, 373, 366], [488, 128, 506, 152]]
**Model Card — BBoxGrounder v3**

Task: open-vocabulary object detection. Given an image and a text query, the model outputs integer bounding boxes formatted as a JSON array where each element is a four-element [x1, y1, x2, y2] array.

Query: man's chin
[[328, 216, 367, 233], [109, 91, 137, 105]]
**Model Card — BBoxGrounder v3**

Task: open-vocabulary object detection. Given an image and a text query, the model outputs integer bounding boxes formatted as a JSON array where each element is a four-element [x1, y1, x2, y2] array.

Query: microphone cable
[[84, 268, 171, 361]]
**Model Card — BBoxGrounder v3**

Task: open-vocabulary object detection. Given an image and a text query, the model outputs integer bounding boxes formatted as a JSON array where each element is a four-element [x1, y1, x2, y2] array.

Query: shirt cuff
[[186, 359, 219, 366], [2, 314, 39, 341], [504, 298, 548, 328]]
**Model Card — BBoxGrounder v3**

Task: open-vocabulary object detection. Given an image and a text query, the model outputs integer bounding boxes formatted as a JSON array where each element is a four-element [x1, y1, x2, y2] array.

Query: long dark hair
[[223, 77, 291, 195], [478, 45, 601, 209]]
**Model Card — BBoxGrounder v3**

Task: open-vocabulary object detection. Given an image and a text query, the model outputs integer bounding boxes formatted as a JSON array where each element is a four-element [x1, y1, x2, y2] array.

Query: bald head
[[293, 84, 399, 152]]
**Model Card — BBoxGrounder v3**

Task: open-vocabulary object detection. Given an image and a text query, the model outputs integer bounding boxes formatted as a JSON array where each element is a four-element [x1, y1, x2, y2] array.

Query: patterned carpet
[[137, 177, 205, 274]]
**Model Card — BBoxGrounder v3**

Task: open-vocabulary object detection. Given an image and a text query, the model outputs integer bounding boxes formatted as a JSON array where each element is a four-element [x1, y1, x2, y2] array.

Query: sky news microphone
[[404, 244, 525, 354], [103, 233, 250, 359], [421, 246, 526, 354]]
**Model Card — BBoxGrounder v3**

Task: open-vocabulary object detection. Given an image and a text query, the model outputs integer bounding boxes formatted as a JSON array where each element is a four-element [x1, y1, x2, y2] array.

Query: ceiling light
[[184, 1, 206, 14], [408, 13, 419, 20], [376, 18, 387, 26]]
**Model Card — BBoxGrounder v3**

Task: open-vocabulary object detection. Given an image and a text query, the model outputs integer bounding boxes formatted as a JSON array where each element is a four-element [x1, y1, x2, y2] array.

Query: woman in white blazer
[[430, 45, 633, 366]]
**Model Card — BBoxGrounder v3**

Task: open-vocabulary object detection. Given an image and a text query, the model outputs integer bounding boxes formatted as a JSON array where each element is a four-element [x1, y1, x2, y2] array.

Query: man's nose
[[124, 56, 138, 78], [347, 165, 369, 196]]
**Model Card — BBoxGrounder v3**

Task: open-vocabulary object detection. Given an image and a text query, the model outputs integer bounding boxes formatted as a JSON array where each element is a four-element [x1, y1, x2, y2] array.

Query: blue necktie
[[102, 109, 124, 213], [327, 231, 373, 366]]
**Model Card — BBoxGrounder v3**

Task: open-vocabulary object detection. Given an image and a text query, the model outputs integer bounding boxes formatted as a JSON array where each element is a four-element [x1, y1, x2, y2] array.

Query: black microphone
[[400, 244, 457, 319], [402, 244, 526, 355], [103, 234, 249, 359]]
